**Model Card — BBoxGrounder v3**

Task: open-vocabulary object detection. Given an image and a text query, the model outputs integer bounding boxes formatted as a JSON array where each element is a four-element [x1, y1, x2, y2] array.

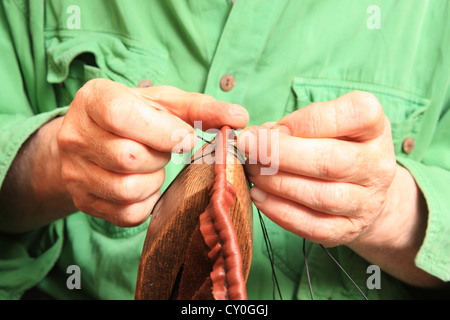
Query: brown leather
[[198, 127, 247, 299], [176, 222, 214, 300]]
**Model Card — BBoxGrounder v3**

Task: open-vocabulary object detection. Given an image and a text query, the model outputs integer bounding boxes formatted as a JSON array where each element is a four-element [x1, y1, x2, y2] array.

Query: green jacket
[[0, 0, 449, 300]]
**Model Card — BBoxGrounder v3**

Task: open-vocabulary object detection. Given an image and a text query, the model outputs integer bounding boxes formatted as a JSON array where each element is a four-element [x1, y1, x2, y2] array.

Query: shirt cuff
[[0, 107, 68, 186], [397, 157, 450, 282]]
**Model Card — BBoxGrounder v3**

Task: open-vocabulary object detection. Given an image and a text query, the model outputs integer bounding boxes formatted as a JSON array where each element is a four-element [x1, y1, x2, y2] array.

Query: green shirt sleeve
[[0, 0, 66, 185], [397, 102, 450, 282], [0, 0, 67, 299]]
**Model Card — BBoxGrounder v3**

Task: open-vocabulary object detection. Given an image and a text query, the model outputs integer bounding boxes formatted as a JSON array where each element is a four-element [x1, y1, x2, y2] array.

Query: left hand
[[237, 91, 397, 247]]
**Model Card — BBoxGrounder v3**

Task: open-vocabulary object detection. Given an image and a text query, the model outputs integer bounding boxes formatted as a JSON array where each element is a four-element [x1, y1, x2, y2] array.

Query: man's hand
[[57, 79, 249, 227], [0, 79, 248, 233], [238, 90, 396, 246], [237, 90, 445, 288]]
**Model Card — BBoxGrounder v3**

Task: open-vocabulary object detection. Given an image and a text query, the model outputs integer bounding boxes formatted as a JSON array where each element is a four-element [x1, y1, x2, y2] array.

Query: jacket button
[[138, 80, 153, 88], [402, 137, 415, 154], [220, 74, 235, 91]]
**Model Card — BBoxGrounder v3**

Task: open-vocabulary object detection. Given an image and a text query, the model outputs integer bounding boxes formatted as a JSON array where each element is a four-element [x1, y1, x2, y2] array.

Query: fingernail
[[272, 123, 291, 135], [236, 128, 256, 153], [250, 187, 267, 204], [261, 122, 277, 129]]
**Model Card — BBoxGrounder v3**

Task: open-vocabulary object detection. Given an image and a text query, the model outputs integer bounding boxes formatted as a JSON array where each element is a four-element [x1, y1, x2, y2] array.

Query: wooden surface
[[135, 139, 253, 300]]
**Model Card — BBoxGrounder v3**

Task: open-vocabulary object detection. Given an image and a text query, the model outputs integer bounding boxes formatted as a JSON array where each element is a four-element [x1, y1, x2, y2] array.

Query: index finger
[[237, 127, 372, 184], [131, 85, 250, 131], [80, 79, 196, 153]]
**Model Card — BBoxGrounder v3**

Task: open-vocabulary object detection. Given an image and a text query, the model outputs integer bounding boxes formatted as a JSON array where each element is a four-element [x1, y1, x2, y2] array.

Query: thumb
[[274, 90, 386, 141]]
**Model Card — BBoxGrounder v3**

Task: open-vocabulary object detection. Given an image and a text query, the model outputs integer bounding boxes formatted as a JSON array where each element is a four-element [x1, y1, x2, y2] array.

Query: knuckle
[[113, 169, 165, 204], [81, 80, 130, 132], [155, 168, 166, 187], [304, 102, 323, 136], [73, 200, 90, 215], [59, 162, 74, 183], [59, 158, 84, 187], [81, 78, 98, 92], [56, 128, 71, 150], [147, 169, 166, 195], [114, 175, 139, 203], [375, 166, 395, 190], [362, 196, 381, 218], [350, 90, 380, 109], [319, 144, 354, 180], [159, 151, 172, 167], [83, 78, 113, 94], [349, 90, 383, 129], [71, 192, 93, 215], [104, 93, 128, 130], [335, 223, 361, 246], [365, 146, 397, 188], [314, 183, 346, 215], [318, 219, 361, 247], [73, 81, 91, 102], [270, 174, 284, 197], [112, 193, 160, 227], [364, 186, 386, 216], [380, 156, 397, 183], [308, 220, 338, 245], [111, 206, 137, 226], [57, 126, 83, 151], [318, 149, 332, 178], [312, 184, 327, 210], [119, 206, 150, 227], [73, 79, 102, 107]]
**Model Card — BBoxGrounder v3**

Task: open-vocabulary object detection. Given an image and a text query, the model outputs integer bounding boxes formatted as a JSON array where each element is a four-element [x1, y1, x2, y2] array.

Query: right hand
[[57, 79, 249, 227]]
